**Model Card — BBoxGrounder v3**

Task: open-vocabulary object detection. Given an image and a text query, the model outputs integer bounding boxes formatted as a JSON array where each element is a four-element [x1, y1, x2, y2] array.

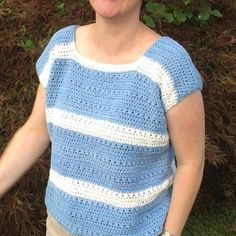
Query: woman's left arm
[[162, 89, 205, 236]]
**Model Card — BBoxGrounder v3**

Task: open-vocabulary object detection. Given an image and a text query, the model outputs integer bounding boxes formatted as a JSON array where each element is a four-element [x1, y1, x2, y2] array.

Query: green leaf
[[173, 7, 187, 23], [211, 9, 223, 17], [56, 2, 65, 15], [143, 14, 156, 28], [162, 12, 174, 23], [183, 0, 191, 5], [0, 0, 5, 7], [146, 2, 166, 15], [184, 6, 193, 19], [198, 6, 211, 21]]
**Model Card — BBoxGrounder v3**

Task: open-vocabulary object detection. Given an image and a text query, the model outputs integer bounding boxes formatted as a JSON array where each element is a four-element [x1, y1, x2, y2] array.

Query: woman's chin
[[96, 8, 120, 18], [92, 1, 122, 18]]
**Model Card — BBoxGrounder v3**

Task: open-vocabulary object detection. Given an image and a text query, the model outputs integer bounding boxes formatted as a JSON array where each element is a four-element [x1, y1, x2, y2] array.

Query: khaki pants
[[46, 209, 72, 236]]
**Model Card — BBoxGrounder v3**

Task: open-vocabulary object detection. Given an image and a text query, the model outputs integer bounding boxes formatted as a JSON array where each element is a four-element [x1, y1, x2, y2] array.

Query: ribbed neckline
[[71, 24, 168, 72]]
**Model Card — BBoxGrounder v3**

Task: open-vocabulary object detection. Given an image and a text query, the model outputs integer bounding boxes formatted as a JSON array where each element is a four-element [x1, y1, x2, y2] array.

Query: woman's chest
[[46, 62, 168, 135]]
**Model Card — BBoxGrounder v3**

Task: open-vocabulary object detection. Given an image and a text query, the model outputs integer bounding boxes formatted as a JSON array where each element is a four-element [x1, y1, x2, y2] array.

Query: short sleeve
[[160, 47, 203, 113], [35, 31, 58, 89]]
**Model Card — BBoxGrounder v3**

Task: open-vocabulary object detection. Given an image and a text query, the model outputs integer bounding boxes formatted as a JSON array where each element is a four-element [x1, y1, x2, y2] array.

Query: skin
[[75, 0, 161, 64]]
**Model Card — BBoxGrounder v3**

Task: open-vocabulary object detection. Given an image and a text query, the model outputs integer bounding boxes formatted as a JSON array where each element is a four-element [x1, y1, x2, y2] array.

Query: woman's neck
[[90, 13, 145, 55]]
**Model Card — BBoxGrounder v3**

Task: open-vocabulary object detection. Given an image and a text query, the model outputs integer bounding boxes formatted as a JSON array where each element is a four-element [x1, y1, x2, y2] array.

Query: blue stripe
[[45, 180, 172, 236], [50, 125, 173, 192], [46, 59, 168, 134]]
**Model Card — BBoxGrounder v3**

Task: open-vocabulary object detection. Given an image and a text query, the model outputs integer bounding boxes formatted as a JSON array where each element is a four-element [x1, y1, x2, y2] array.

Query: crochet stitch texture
[[35, 24, 203, 236]]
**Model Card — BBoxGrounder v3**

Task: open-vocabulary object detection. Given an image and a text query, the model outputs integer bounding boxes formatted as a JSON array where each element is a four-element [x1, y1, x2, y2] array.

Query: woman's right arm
[[0, 83, 50, 198]]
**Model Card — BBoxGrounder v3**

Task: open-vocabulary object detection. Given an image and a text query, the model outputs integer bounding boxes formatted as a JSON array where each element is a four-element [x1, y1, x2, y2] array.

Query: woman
[[0, 0, 205, 235]]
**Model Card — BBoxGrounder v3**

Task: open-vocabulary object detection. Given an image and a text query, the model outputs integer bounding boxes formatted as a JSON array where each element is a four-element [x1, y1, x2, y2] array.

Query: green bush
[[142, 0, 223, 28]]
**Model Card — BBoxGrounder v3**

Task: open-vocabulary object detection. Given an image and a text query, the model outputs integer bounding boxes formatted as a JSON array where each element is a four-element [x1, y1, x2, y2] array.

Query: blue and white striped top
[[35, 24, 203, 236]]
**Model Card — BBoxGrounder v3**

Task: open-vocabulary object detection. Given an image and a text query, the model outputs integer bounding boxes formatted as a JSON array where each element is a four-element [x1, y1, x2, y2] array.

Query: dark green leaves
[[142, 0, 223, 28]]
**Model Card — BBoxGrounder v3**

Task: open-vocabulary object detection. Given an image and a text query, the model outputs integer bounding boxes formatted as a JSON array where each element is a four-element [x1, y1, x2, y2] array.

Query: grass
[[182, 206, 236, 236]]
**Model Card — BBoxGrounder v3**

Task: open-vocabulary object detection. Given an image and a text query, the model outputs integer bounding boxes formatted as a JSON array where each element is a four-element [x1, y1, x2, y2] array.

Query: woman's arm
[[0, 84, 50, 198], [161, 90, 205, 236]]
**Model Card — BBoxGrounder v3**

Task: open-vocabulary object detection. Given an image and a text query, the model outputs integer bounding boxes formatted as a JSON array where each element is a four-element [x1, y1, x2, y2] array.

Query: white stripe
[[46, 107, 169, 147], [49, 168, 174, 208], [137, 57, 177, 111], [39, 42, 177, 111], [38, 51, 55, 88]]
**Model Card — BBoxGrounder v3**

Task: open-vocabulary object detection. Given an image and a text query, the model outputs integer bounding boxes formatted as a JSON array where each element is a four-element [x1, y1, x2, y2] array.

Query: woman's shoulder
[[151, 34, 190, 58], [48, 24, 75, 43], [144, 32, 197, 73], [140, 22, 187, 55], [50, 24, 95, 46], [54, 23, 92, 37]]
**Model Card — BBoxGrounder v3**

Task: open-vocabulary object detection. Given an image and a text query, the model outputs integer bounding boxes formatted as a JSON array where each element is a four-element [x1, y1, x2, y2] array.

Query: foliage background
[[0, 0, 235, 235]]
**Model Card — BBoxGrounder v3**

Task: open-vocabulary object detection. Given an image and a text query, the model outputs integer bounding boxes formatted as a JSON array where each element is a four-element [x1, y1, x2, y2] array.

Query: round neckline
[[71, 24, 167, 72]]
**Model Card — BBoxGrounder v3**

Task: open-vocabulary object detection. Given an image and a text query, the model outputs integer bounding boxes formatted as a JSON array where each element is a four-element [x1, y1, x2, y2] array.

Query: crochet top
[[35, 24, 203, 236]]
